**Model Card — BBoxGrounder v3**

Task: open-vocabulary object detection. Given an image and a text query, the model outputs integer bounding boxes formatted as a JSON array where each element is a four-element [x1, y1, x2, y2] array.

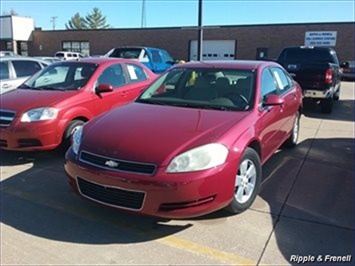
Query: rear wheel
[[333, 88, 340, 101], [225, 148, 261, 214], [321, 97, 333, 114]]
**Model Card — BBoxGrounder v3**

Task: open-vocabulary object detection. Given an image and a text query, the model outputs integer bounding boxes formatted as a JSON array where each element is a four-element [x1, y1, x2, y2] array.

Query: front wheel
[[284, 111, 300, 148], [62, 119, 85, 147], [225, 148, 261, 214]]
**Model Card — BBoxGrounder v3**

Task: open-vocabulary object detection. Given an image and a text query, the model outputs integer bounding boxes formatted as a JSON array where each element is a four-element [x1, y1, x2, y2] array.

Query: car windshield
[[137, 67, 255, 111], [22, 62, 97, 91], [108, 48, 141, 59]]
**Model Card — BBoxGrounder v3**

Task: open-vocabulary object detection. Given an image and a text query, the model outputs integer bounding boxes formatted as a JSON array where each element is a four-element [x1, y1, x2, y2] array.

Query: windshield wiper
[[18, 84, 33, 89], [35, 86, 66, 91], [136, 98, 168, 105]]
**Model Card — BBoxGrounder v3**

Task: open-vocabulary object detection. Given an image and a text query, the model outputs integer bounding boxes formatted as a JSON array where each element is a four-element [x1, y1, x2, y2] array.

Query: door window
[[270, 67, 292, 93], [12, 60, 42, 78], [0, 61, 10, 80], [127, 64, 147, 82], [261, 68, 278, 100], [98, 64, 125, 88]]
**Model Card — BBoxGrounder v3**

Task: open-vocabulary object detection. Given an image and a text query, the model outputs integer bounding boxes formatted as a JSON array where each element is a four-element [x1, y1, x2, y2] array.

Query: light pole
[[50, 16, 58, 30], [197, 0, 203, 61]]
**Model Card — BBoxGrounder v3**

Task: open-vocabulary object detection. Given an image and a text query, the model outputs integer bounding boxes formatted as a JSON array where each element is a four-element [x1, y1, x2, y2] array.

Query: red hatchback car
[[65, 60, 303, 218], [0, 58, 156, 151]]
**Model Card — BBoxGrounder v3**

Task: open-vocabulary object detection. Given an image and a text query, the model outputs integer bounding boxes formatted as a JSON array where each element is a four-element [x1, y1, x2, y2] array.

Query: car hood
[[0, 89, 77, 113], [80, 102, 248, 167]]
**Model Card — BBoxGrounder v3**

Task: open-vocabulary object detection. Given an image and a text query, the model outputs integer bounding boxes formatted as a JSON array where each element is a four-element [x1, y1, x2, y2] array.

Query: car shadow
[[0, 147, 191, 244], [302, 99, 354, 122], [1, 138, 354, 264]]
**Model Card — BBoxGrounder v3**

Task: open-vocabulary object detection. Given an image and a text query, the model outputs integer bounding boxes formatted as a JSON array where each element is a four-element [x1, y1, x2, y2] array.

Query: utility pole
[[197, 0, 203, 61], [141, 0, 146, 28], [50, 16, 58, 30]]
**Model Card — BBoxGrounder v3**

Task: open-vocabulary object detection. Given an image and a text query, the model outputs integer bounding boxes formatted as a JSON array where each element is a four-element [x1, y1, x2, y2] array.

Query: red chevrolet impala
[[0, 58, 156, 151], [64, 60, 303, 218]]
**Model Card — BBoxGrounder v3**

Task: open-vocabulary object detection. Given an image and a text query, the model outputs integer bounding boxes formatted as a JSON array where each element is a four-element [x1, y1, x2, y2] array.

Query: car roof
[[174, 60, 279, 70], [47, 57, 153, 69], [0, 56, 49, 64]]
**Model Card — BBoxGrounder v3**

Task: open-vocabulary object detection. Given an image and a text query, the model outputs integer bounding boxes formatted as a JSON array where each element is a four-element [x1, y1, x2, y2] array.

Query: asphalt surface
[[1, 82, 354, 265]]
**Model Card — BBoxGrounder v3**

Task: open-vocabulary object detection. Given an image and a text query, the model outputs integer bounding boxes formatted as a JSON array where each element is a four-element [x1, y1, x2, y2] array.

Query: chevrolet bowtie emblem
[[105, 160, 119, 168]]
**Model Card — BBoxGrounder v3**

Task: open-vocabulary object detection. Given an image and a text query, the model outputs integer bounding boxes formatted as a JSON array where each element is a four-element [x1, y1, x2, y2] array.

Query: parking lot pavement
[[1, 82, 354, 265]]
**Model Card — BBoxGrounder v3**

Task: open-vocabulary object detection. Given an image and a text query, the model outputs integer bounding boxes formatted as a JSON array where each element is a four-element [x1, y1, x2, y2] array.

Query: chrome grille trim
[[79, 150, 157, 175], [0, 109, 16, 128]]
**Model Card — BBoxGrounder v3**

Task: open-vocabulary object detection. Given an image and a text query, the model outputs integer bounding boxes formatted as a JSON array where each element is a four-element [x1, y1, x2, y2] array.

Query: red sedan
[[0, 58, 156, 151], [64, 60, 303, 218]]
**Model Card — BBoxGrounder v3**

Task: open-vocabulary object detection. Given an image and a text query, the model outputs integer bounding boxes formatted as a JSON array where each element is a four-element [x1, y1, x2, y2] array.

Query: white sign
[[305, 31, 337, 47]]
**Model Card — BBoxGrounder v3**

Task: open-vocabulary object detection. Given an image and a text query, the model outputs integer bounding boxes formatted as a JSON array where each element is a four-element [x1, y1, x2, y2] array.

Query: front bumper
[[64, 147, 237, 219], [0, 120, 61, 151]]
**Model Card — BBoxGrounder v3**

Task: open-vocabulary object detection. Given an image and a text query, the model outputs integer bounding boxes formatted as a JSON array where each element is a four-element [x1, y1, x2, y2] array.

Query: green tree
[[85, 7, 110, 29], [65, 13, 87, 30]]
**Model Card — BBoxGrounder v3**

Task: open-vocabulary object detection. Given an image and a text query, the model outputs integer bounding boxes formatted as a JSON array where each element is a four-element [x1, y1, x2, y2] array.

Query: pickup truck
[[105, 46, 176, 74], [276, 46, 341, 113]]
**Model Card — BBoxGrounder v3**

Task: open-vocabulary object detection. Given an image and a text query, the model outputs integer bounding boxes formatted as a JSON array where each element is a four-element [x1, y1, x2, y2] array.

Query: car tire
[[333, 88, 340, 101], [321, 97, 333, 114], [225, 148, 261, 214], [63, 119, 85, 144], [284, 111, 300, 148]]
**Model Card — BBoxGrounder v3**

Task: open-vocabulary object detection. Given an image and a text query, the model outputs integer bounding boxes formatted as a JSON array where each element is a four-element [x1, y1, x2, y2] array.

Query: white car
[[0, 57, 49, 94], [55, 51, 84, 61]]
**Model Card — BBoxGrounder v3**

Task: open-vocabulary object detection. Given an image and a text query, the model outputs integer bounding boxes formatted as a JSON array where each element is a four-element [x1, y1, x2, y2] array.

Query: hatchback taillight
[[325, 68, 333, 84]]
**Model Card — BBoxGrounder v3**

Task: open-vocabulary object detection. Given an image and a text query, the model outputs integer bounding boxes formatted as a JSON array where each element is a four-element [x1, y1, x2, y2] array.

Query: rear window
[[282, 49, 334, 63]]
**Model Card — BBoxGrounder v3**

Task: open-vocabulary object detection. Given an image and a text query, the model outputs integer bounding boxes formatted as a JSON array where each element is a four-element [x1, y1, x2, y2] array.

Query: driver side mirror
[[263, 94, 284, 106], [96, 83, 113, 94]]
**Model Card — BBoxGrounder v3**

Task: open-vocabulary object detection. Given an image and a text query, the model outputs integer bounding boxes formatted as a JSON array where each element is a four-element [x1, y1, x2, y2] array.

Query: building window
[[6, 41, 12, 51], [62, 41, 90, 56]]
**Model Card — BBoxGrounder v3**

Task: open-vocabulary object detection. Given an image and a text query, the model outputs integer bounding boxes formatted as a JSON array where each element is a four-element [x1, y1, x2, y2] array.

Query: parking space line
[[2, 188, 257, 265]]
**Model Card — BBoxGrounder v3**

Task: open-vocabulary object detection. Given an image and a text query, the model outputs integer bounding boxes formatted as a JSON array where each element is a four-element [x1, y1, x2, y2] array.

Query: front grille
[[0, 109, 16, 128], [80, 151, 156, 175], [18, 139, 42, 148], [77, 176, 145, 210]]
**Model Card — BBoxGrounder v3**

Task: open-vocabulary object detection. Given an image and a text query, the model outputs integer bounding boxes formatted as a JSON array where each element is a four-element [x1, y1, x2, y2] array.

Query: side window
[[12, 60, 42, 78], [126, 64, 147, 82], [161, 50, 173, 63], [98, 64, 125, 88], [0, 61, 10, 80], [270, 67, 291, 92], [151, 50, 162, 63], [261, 68, 278, 100]]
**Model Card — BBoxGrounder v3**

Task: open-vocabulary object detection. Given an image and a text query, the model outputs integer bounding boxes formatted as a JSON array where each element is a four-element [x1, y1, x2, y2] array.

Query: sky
[[1, 0, 354, 30]]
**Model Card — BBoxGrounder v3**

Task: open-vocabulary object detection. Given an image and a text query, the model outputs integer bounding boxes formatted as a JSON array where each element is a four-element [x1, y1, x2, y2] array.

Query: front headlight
[[166, 143, 228, 173], [21, 107, 58, 122], [72, 126, 83, 155]]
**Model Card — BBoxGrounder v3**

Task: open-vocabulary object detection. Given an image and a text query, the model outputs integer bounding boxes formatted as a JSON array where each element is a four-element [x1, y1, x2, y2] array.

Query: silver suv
[[0, 57, 49, 94]]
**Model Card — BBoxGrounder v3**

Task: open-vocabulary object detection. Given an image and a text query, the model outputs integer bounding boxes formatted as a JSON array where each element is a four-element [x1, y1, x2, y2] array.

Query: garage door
[[189, 40, 236, 61]]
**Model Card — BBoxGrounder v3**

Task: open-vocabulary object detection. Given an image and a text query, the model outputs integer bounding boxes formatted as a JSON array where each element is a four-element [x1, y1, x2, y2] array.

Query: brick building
[[1, 15, 354, 62]]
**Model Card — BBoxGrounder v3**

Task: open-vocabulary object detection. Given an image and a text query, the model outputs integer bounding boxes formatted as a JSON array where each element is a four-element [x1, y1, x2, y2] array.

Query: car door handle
[[2, 84, 9, 88]]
